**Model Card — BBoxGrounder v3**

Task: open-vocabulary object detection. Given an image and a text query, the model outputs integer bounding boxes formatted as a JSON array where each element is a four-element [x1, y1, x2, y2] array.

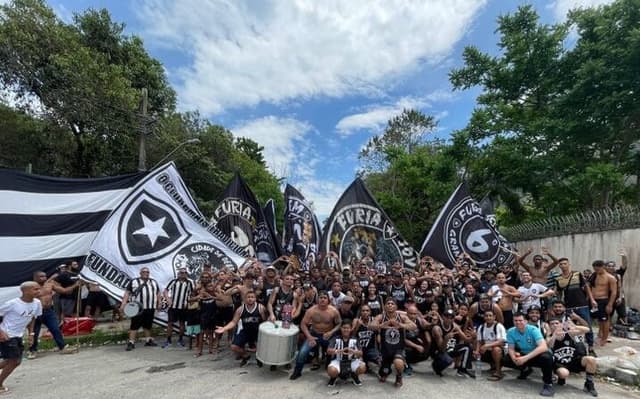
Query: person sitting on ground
[[474, 309, 506, 381], [215, 290, 267, 366], [504, 312, 555, 397], [546, 317, 598, 397], [326, 319, 366, 387], [0, 281, 42, 394]]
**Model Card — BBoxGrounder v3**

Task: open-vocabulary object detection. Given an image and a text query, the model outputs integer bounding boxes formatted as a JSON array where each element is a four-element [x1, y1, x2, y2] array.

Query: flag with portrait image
[[420, 182, 513, 269], [213, 173, 282, 265], [320, 178, 419, 270], [283, 184, 320, 270]]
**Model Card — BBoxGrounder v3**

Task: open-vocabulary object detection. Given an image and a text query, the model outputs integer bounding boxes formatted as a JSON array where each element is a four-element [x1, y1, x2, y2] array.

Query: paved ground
[[8, 331, 640, 399]]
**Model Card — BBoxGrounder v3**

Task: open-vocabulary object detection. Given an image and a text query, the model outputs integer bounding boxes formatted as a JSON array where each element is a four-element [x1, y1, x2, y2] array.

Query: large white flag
[[80, 163, 247, 318]]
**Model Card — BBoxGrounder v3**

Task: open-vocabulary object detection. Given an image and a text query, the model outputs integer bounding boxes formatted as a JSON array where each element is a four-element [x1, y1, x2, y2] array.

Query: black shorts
[[379, 350, 405, 376], [168, 308, 188, 323], [200, 312, 216, 330], [0, 337, 24, 360], [554, 357, 585, 373], [595, 299, 609, 321], [86, 291, 107, 308], [130, 309, 155, 331], [232, 329, 258, 348], [215, 306, 234, 326]]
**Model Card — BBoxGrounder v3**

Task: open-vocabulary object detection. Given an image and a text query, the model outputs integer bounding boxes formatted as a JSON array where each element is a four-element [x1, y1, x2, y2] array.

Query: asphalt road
[[8, 341, 640, 399]]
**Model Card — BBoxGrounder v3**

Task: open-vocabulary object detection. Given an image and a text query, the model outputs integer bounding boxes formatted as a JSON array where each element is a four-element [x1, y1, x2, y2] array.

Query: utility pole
[[138, 88, 148, 171]]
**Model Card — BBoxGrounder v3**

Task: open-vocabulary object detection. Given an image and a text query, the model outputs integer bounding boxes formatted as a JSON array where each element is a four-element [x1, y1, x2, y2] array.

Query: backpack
[[478, 323, 498, 341]]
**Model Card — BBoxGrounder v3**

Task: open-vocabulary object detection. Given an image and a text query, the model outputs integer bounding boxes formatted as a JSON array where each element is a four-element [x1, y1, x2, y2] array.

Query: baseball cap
[[266, 265, 277, 272], [444, 309, 455, 317], [343, 296, 354, 303]]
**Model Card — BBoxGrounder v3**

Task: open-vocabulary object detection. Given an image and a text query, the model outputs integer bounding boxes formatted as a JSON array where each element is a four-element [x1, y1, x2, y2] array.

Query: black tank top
[[389, 285, 408, 309], [356, 320, 376, 350], [274, 288, 294, 319], [552, 332, 579, 365], [380, 313, 405, 357], [240, 303, 263, 336]]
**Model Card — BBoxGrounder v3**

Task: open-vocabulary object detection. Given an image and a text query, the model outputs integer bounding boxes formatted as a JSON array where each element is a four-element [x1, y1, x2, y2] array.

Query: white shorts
[[328, 359, 364, 373]]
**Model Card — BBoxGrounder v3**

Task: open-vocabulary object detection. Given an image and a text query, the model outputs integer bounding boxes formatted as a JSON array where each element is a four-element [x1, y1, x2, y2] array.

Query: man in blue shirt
[[505, 312, 555, 397]]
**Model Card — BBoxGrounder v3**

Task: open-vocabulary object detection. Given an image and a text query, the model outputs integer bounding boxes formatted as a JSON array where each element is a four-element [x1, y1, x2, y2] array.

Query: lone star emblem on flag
[[133, 213, 170, 248]]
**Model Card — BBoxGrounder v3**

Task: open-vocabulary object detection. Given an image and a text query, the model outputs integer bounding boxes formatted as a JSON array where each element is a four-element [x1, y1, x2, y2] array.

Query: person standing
[[589, 260, 617, 346], [162, 267, 195, 348], [516, 272, 555, 314], [554, 258, 596, 355], [0, 281, 43, 394], [54, 260, 82, 318], [27, 271, 74, 358], [121, 267, 161, 351]]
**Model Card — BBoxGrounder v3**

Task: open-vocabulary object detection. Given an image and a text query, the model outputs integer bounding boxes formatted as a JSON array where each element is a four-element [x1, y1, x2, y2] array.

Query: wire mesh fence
[[502, 205, 640, 242]]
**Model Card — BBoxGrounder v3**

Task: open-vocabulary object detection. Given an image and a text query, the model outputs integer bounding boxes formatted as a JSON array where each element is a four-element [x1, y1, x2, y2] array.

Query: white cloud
[[290, 178, 348, 222], [136, 0, 487, 115], [549, 0, 614, 20], [232, 115, 313, 176], [335, 92, 455, 136]]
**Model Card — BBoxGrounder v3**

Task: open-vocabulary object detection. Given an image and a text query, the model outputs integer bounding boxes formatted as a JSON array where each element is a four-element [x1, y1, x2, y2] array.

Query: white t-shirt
[[476, 322, 507, 343], [0, 297, 42, 338], [488, 284, 503, 304], [517, 283, 547, 313]]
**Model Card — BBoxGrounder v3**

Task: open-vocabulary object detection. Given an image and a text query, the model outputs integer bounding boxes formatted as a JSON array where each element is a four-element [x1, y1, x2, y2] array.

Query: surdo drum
[[256, 321, 299, 366], [123, 301, 142, 318]]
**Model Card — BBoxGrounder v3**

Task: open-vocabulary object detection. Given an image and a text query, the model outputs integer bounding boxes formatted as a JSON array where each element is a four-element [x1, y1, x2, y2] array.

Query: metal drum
[[256, 321, 299, 366], [123, 301, 142, 318]]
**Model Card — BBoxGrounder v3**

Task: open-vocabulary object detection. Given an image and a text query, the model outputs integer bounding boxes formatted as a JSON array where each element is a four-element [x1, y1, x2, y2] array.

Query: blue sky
[[31, 0, 613, 219]]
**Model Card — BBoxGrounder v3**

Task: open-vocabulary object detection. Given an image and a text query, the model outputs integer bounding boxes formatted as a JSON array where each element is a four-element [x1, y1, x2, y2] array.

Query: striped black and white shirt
[[165, 278, 195, 309], [127, 278, 160, 310]]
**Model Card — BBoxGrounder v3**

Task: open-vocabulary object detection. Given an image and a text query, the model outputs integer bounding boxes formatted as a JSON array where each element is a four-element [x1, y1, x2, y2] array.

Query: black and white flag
[[321, 178, 419, 270], [213, 173, 281, 265], [420, 182, 513, 269], [283, 184, 320, 270], [80, 163, 247, 322], [0, 168, 145, 304]]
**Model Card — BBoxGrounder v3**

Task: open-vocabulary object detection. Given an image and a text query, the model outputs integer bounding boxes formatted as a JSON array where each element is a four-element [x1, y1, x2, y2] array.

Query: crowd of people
[[0, 247, 630, 396]]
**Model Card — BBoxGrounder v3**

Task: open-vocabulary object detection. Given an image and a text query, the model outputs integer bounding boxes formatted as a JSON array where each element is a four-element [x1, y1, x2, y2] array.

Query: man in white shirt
[[474, 309, 507, 381], [517, 272, 555, 313], [0, 281, 43, 394]]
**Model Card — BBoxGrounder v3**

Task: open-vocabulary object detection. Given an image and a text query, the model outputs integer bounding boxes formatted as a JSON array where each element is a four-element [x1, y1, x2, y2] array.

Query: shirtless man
[[290, 291, 341, 380], [27, 271, 73, 358], [487, 272, 520, 329], [518, 247, 559, 285], [590, 260, 617, 346]]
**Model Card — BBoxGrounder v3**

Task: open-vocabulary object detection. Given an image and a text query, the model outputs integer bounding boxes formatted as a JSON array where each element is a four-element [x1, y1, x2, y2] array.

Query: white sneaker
[[26, 351, 36, 359]]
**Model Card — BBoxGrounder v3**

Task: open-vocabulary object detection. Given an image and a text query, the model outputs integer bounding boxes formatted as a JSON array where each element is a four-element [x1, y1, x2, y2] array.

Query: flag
[[79, 163, 247, 323], [213, 173, 281, 264], [0, 168, 145, 304], [420, 182, 514, 269], [283, 184, 321, 270], [320, 178, 419, 270]]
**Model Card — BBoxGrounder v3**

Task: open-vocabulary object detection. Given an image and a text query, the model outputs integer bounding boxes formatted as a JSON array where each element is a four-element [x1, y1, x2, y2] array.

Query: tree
[[359, 109, 437, 173], [448, 1, 640, 224], [0, 0, 176, 176]]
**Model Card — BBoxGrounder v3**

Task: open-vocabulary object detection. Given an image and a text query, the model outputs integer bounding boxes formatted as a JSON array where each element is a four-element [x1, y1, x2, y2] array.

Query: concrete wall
[[514, 228, 640, 308]]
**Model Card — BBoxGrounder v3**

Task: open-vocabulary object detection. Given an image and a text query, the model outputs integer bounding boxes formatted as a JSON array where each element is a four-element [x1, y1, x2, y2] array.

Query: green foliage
[[448, 0, 640, 226], [0, 0, 279, 222]]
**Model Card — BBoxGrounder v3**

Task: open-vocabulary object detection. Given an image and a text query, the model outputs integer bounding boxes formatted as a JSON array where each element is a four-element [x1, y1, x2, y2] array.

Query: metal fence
[[502, 205, 640, 242]]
